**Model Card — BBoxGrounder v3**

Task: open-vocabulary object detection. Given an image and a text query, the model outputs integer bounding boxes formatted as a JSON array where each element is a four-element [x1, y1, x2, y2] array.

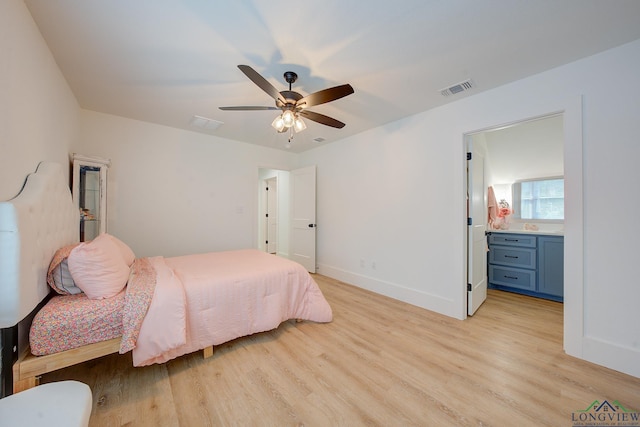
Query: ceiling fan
[[219, 65, 354, 135]]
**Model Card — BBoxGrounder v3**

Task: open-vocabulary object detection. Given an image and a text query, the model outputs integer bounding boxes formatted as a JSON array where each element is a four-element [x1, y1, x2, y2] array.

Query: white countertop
[[489, 228, 564, 236]]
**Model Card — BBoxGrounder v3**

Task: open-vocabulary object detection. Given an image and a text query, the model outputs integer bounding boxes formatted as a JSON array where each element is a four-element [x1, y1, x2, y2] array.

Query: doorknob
[[308, 224, 316, 228]]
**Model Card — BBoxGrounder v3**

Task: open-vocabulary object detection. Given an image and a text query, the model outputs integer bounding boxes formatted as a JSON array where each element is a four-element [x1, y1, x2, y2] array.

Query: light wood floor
[[42, 275, 639, 426]]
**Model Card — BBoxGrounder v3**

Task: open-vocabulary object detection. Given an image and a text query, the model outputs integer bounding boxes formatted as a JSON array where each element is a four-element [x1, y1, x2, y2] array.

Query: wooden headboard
[[0, 162, 78, 328]]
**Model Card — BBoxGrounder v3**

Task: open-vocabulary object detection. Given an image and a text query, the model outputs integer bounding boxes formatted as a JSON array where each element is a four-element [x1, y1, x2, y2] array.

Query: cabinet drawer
[[489, 246, 536, 269], [488, 233, 536, 248], [489, 265, 536, 291]]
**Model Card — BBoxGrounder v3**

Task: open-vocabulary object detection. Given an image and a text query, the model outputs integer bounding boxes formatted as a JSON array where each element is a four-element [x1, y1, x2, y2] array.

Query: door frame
[[461, 96, 583, 359]]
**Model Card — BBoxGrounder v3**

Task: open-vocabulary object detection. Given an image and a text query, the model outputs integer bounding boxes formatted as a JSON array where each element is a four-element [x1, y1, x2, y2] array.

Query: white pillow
[[68, 233, 131, 299]]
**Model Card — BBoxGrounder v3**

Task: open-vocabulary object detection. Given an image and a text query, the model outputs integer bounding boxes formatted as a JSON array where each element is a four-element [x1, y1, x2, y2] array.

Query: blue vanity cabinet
[[488, 233, 537, 293], [487, 232, 563, 302], [537, 236, 564, 299]]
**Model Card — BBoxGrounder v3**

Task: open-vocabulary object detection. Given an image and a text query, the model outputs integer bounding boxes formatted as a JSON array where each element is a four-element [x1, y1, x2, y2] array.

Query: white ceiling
[[24, 0, 640, 153]]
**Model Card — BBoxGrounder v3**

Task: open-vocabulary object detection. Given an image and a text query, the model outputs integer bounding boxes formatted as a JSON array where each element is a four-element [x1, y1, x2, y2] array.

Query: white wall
[[77, 110, 298, 258], [0, 0, 79, 387], [301, 113, 467, 316], [300, 39, 640, 378], [0, 0, 79, 201]]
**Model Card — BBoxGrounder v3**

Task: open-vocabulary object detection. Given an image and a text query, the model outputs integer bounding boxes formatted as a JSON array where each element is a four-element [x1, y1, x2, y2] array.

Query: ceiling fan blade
[[299, 110, 346, 128], [296, 84, 354, 109], [237, 65, 286, 104], [219, 106, 280, 111]]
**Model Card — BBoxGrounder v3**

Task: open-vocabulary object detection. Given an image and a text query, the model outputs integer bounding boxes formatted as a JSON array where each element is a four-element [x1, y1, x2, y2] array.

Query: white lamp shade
[[271, 115, 286, 132], [282, 110, 295, 127], [293, 117, 306, 133]]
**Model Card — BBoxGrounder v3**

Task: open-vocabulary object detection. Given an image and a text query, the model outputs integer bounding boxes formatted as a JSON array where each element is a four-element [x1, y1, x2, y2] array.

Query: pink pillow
[[67, 233, 131, 299], [106, 234, 136, 266]]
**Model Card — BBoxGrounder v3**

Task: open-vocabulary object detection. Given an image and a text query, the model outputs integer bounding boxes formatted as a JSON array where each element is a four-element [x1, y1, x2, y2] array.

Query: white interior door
[[291, 165, 316, 272], [467, 140, 488, 316]]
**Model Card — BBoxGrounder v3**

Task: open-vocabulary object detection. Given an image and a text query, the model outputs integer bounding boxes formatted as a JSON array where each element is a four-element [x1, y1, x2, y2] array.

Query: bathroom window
[[512, 177, 564, 220]]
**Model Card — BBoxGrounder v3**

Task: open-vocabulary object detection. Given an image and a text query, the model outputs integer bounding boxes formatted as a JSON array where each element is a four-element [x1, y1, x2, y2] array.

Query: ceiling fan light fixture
[[221, 65, 353, 143], [293, 116, 306, 133], [281, 110, 295, 128], [271, 115, 286, 132]]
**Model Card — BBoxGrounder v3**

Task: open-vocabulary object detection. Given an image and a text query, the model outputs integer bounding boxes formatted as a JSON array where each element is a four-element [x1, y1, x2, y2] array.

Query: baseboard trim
[[582, 336, 640, 378], [316, 263, 459, 318]]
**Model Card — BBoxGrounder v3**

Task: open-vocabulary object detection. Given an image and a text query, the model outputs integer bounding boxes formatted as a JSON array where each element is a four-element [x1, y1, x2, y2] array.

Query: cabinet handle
[[504, 275, 519, 280], [505, 255, 519, 259], [505, 238, 519, 242]]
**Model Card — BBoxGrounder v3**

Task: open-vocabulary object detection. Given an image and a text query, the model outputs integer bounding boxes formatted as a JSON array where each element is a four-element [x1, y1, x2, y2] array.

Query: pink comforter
[[126, 249, 332, 366]]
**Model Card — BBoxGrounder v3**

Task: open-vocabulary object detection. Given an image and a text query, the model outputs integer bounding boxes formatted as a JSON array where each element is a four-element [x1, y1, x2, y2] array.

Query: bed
[[0, 162, 332, 393]]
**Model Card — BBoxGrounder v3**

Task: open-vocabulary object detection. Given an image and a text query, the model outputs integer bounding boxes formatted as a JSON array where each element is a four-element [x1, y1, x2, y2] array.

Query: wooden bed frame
[[12, 339, 214, 393]]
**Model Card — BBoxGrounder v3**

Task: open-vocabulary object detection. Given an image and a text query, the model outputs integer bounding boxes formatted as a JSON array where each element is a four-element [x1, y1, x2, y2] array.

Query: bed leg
[[13, 376, 39, 393], [203, 346, 214, 359], [13, 356, 40, 393]]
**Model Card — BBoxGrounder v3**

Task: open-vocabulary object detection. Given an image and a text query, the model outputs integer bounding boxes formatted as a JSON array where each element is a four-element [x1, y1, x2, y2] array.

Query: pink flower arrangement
[[498, 207, 512, 218], [497, 199, 512, 217], [492, 199, 514, 230]]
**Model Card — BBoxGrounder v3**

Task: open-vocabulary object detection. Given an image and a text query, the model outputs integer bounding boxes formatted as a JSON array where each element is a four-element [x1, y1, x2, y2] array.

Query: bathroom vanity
[[487, 231, 564, 302]]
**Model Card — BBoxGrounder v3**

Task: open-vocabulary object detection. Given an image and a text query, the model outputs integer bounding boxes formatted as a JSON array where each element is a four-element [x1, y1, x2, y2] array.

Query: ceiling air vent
[[190, 115, 223, 131], [313, 137, 326, 143], [439, 79, 475, 97]]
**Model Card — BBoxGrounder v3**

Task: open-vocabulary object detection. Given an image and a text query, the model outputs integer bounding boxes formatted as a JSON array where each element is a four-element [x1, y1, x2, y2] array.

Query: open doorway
[[257, 166, 318, 273], [466, 113, 564, 315], [258, 168, 291, 257]]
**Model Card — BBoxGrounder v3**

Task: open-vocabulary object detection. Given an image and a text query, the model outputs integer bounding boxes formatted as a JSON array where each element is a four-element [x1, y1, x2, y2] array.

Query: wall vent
[[439, 79, 475, 97], [190, 115, 223, 131]]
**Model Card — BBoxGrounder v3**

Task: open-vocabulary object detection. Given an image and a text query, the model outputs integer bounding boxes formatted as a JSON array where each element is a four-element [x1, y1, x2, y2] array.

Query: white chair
[[0, 380, 92, 427]]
